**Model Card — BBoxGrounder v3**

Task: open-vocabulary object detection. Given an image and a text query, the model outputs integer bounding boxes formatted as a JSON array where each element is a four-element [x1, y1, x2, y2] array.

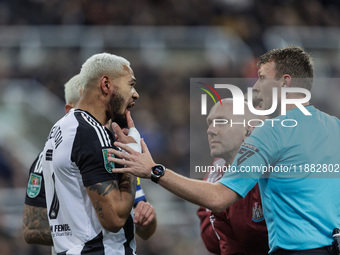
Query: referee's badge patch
[[102, 149, 115, 173], [27, 173, 42, 198]]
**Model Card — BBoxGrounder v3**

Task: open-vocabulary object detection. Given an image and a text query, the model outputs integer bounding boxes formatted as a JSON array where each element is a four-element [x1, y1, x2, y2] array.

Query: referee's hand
[[107, 139, 155, 179]]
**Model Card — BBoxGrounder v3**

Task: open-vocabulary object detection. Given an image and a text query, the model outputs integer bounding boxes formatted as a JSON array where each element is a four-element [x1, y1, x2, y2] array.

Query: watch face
[[152, 165, 164, 176]]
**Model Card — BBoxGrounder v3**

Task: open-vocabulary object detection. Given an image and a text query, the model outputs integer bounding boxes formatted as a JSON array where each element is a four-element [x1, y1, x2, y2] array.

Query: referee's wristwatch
[[151, 164, 166, 183]]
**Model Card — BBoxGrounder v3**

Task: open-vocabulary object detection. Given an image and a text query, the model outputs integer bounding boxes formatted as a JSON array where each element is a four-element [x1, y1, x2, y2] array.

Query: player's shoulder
[[73, 109, 104, 131], [72, 109, 113, 149]]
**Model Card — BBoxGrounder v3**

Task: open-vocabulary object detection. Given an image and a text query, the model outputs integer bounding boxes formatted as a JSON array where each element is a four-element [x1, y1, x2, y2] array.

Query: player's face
[[109, 65, 139, 128], [206, 102, 246, 162], [253, 61, 282, 115]]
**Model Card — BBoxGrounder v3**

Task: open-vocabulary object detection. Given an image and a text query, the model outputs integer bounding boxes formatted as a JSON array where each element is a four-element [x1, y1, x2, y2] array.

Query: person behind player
[[39, 52, 143, 254], [106, 46, 340, 254], [23, 74, 156, 247], [198, 99, 268, 255], [23, 74, 82, 247]]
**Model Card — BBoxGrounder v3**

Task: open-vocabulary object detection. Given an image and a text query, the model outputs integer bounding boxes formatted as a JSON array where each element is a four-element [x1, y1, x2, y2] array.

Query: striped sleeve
[[71, 110, 121, 187], [134, 177, 147, 207]]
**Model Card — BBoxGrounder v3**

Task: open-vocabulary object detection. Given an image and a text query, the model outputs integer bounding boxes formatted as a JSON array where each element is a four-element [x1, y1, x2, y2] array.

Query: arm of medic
[[197, 206, 220, 254], [213, 211, 246, 255], [197, 170, 221, 254], [197, 167, 244, 255]]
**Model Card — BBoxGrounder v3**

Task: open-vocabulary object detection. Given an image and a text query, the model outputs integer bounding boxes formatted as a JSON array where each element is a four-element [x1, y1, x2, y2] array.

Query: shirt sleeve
[[71, 119, 121, 187], [24, 153, 47, 208], [134, 177, 147, 207], [218, 121, 282, 197]]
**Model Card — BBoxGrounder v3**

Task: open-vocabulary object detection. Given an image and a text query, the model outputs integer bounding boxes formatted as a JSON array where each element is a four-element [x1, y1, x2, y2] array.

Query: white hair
[[79, 53, 130, 90], [64, 74, 82, 104]]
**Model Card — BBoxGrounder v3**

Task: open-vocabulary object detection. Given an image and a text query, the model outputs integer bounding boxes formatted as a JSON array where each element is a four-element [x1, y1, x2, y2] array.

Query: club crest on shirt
[[27, 173, 42, 198], [102, 149, 116, 173], [252, 202, 264, 222]]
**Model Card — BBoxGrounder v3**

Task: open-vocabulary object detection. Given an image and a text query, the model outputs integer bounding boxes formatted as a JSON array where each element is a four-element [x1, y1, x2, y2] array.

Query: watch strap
[[151, 174, 160, 183]]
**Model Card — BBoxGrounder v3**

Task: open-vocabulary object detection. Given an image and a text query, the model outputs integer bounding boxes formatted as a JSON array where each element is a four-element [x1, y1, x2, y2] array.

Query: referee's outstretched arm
[[107, 139, 241, 213]]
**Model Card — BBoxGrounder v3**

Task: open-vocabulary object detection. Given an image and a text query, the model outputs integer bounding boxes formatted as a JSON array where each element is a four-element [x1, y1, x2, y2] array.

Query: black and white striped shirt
[[42, 109, 135, 255]]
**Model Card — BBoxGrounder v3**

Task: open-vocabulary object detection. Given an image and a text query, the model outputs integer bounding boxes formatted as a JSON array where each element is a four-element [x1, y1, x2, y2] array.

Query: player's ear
[[100, 75, 111, 95]]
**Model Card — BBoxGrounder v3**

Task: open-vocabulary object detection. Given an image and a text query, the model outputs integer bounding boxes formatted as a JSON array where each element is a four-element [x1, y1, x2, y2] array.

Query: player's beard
[[108, 92, 128, 129]]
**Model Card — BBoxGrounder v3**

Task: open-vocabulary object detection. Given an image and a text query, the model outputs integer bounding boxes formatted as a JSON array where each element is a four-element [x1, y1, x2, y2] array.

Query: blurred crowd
[[1, 0, 340, 54], [0, 0, 340, 254]]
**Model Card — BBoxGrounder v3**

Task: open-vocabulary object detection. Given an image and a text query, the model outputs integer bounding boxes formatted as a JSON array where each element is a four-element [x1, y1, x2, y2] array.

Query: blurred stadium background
[[0, 0, 340, 254]]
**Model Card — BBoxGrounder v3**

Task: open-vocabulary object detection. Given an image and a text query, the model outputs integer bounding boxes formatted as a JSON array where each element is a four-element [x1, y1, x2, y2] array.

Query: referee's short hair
[[257, 46, 314, 91], [80, 53, 130, 90]]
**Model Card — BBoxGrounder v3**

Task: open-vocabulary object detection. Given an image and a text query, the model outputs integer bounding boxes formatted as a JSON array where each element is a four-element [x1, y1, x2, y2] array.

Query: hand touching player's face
[[109, 66, 139, 128]]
